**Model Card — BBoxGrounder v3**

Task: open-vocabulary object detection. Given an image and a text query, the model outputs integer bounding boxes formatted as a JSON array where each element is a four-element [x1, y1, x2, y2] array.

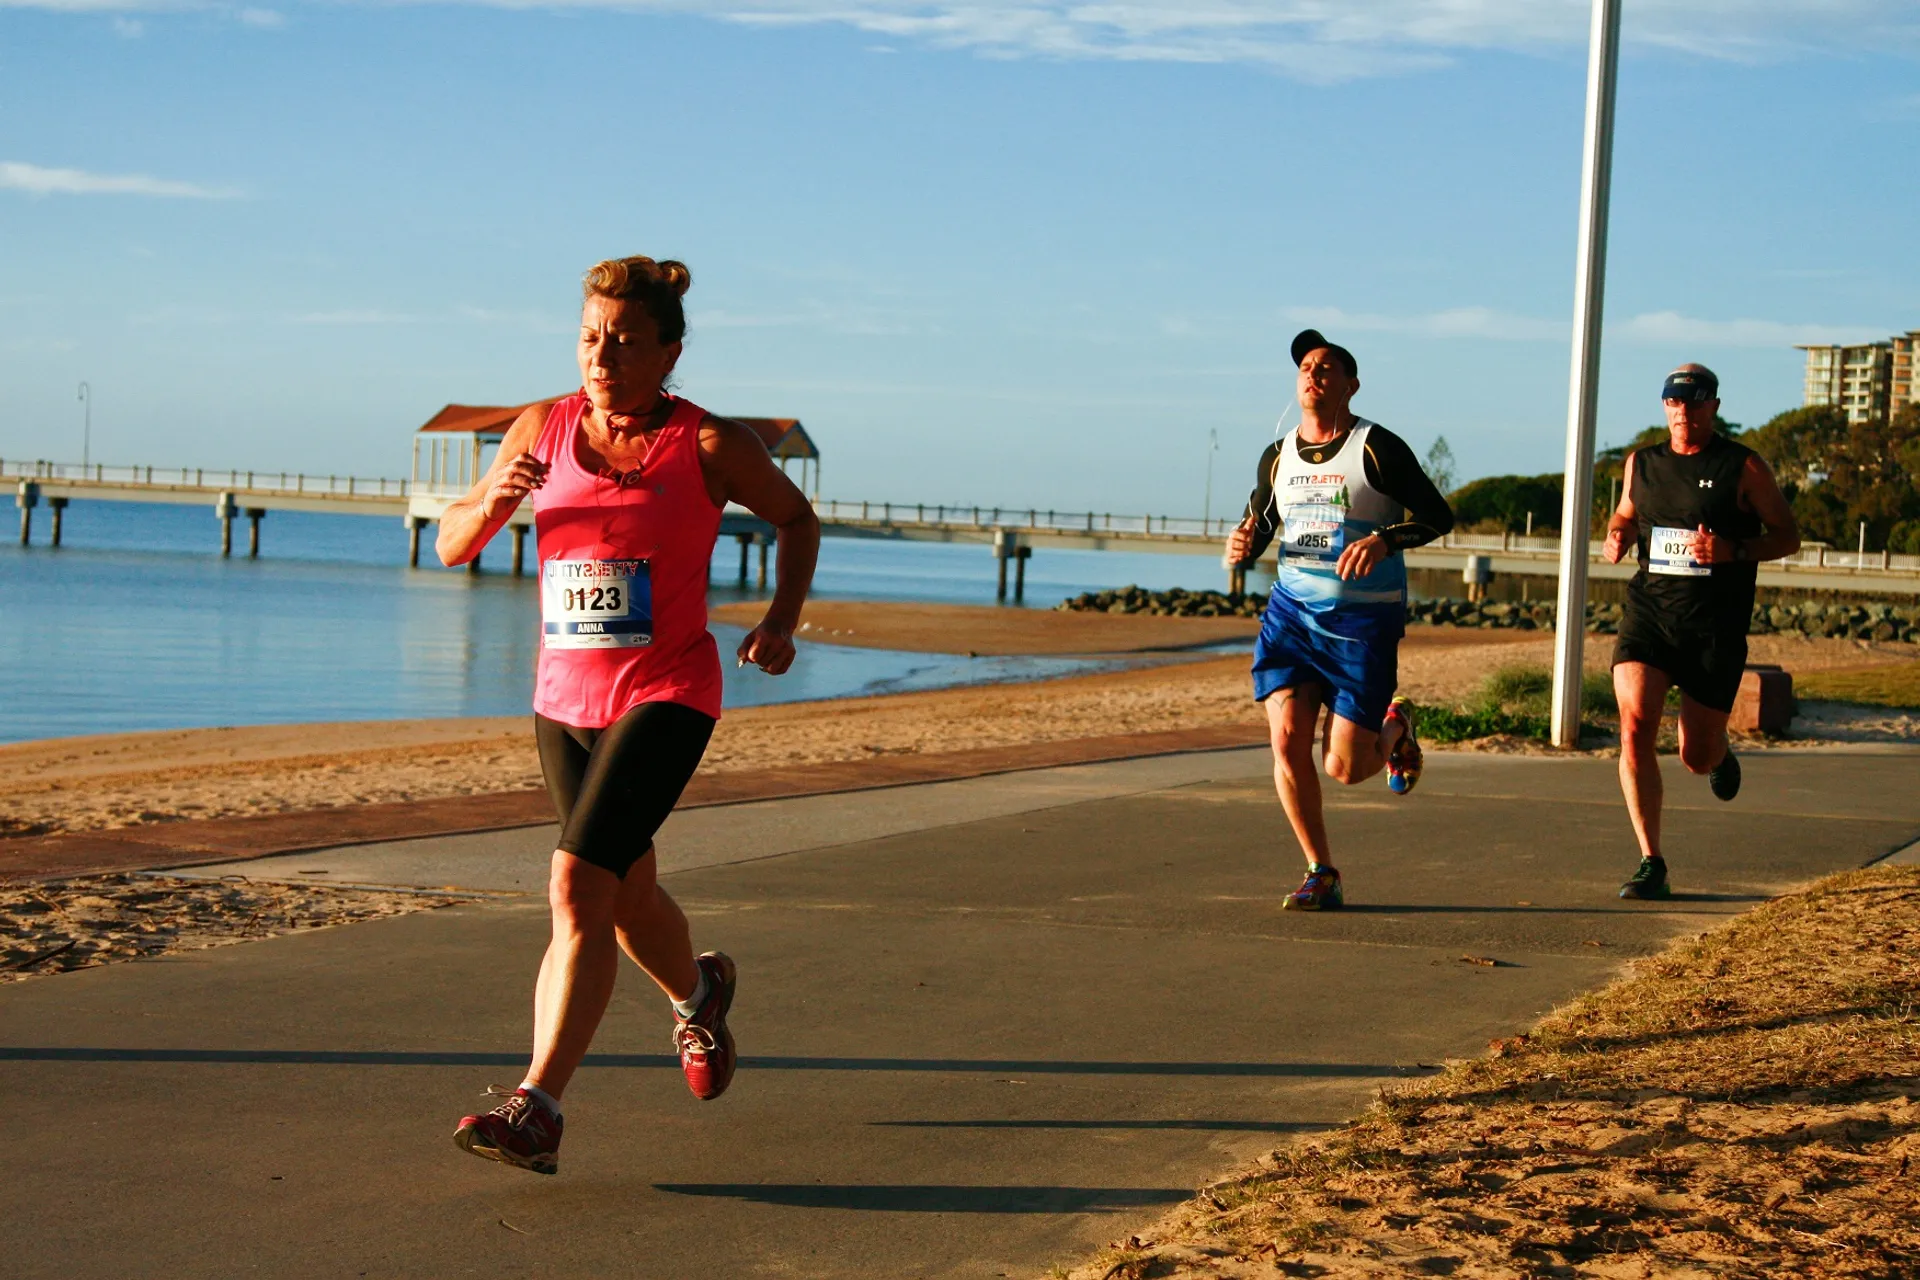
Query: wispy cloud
[[3, 0, 287, 25], [286, 305, 581, 330], [1612, 310, 1889, 349], [1864, 91, 1920, 123], [698, 299, 942, 337], [1284, 303, 1890, 349], [455, 304, 572, 334], [288, 309, 421, 325], [8, 2, 1914, 80], [1285, 304, 1566, 342], [0, 160, 240, 199], [525, 3, 1918, 80]]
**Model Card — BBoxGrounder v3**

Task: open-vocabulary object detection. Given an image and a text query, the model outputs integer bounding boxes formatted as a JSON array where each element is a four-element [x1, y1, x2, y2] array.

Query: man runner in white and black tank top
[[1604, 365, 1799, 900], [1226, 330, 1454, 910]]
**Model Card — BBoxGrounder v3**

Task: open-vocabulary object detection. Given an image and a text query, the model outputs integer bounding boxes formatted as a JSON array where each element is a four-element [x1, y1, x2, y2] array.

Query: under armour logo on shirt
[[1699, 479, 1714, 488]]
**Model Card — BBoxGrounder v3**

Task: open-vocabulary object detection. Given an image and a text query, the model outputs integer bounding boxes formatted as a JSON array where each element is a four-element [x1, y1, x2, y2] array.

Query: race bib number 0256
[[1647, 526, 1709, 577], [1280, 499, 1347, 568], [541, 559, 653, 648]]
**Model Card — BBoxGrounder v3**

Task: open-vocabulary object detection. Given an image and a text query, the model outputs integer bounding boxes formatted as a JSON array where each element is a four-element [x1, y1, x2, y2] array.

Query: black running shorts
[[534, 701, 716, 879], [1610, 602, 1748, 714]]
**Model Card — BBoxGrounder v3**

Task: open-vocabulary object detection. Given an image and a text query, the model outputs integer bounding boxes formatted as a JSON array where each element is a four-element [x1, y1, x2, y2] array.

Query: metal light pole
[[1203, 428, 1219, 531], [1549, 0, 1623, 749], [77, 381, 91, 470]]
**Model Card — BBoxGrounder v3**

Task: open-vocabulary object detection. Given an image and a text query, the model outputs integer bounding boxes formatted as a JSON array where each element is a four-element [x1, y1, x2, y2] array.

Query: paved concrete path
[[5, 747, 1917, 1278]]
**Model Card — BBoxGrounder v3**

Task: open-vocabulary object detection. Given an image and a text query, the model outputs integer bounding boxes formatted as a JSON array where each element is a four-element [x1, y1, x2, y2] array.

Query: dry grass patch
[[1796, 664, 1920, 710], [1064, 865, 1920, 1279]]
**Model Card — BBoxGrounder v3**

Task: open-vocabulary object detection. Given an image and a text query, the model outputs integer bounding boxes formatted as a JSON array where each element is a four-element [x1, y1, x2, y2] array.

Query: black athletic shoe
[[1619, 856, 1670, 901], [1709, 749, 1741, 802]]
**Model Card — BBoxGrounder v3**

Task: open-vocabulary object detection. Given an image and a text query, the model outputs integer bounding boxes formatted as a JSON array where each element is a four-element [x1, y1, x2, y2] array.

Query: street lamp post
[[1203, 428, 1218, 532], [1549, 0, 1623, 749], [77, 382, 91, 471]]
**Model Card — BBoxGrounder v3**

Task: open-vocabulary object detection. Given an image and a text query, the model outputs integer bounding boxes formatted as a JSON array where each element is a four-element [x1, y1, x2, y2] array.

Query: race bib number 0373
[[541, 559, 654, 648], [1647, 526, 1709, 577]]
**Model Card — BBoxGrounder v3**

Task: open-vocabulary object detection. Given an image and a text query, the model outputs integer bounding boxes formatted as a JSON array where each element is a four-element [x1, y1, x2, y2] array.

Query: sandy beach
[[708, 599, 1264, 654], [1, 874, 471, 983], [2, 602, 1915, 843]]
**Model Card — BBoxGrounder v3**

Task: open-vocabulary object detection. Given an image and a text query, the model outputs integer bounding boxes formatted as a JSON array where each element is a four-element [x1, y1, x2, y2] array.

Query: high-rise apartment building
[[1892, 331, 1920, 412], [1798, 340, 1892, 424]]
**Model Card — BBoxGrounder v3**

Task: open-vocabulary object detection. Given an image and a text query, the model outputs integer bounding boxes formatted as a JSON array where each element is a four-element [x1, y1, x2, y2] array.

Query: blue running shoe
[[1385, 697, 1422, 795]]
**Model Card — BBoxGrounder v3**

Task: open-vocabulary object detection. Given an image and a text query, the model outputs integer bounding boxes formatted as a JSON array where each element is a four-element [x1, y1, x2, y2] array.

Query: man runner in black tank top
[[1603, 365, 1800, 900]]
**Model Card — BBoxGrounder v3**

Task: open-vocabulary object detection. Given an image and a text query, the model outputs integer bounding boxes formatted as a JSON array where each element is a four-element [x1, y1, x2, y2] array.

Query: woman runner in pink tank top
[[433, 256, 819, 1175]]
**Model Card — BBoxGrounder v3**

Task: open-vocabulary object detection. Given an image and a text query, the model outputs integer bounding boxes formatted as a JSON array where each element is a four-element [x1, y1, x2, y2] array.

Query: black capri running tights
[[535, 701, 716, 879]]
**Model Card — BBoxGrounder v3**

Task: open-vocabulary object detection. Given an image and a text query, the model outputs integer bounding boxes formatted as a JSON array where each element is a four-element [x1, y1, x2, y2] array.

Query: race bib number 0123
[[1647, 526, 1709, 577], [541, 559, 653, 648]]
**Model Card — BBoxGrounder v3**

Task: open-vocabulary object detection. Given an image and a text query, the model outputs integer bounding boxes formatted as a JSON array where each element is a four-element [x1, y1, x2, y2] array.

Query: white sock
[[672, 970, 710, 1020], [517, 1081, 561, 1117]]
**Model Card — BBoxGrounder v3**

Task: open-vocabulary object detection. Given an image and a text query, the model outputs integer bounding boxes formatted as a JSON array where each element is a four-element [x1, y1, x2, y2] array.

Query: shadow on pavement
[[0, 1047, 1427, 1077], [872, 1119, 1327, 1133], [1338, 899, 1767, 914], [652, 1183, 1192, 1213]]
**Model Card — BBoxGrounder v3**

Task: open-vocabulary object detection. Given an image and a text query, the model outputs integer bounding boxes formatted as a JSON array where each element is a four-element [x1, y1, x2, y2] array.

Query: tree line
[[1427, 402, 1920, 553]]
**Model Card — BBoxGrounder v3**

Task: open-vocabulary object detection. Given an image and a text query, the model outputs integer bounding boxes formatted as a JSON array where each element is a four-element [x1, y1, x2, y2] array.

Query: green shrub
[[1419, 705, 1550, 744], [1448, 474, 1563, 534], [1474, 663, 1615, 718], [1410, 664, 1617, 744]]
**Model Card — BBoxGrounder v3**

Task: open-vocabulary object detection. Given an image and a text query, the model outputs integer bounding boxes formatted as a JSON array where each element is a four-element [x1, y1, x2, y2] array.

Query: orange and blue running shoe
[[1282, 864, 1343, 911], [1384, 696, 1422, 795]]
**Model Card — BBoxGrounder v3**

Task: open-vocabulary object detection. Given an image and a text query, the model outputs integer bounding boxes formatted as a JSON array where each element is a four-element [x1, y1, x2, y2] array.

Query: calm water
[[0, 500, 1246, 744]]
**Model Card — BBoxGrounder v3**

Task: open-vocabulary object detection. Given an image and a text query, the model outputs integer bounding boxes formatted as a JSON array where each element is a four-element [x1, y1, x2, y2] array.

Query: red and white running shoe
[[673, 951, 738, 1101], [453, 1086, 563, 1175]]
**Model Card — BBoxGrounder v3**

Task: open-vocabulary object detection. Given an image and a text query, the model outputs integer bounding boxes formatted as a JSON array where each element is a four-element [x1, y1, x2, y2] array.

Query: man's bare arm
[[1732, 454, 1800, 563], [1602, 452, 1638, 564]]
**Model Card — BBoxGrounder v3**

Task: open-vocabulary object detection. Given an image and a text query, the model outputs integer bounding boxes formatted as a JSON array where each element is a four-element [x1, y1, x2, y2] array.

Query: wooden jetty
[[8, 455, 1920, 601]]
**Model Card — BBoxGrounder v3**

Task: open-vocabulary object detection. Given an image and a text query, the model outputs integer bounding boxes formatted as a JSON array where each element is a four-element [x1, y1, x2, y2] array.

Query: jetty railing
[[811, 499, 1244, 540], [806, 500, 1920, 573], [1422, 529, 1920, 574], [3, 458, 411, 498], [10, 457, 1920, 586]]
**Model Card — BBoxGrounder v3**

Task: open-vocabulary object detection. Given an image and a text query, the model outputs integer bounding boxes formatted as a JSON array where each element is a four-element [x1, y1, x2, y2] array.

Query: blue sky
[[2, 2, 1916, 515]]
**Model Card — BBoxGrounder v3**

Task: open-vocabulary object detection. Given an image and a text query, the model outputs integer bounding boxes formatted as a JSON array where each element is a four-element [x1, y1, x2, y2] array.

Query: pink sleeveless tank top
[[529, 392, 725, 727]]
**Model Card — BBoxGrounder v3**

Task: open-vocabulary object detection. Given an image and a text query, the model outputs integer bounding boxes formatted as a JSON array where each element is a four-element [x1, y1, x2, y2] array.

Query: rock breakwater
[[1059, 587, 1920, 642]]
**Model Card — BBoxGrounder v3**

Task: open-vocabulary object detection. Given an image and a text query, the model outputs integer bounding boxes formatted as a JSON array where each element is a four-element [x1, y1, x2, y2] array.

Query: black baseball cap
[[1661, 366, 1719, 403], [1290, 328, 1357, 378]]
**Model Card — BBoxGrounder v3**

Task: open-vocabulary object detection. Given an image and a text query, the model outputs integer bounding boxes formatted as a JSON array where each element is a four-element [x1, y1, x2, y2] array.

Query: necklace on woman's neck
[[592, 395, 673, 486], [600, 393, 673, 442]]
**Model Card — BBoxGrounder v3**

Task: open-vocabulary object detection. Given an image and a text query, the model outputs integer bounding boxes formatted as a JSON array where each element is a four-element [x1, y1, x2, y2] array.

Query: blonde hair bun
[[582, 256, 692, 341]]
